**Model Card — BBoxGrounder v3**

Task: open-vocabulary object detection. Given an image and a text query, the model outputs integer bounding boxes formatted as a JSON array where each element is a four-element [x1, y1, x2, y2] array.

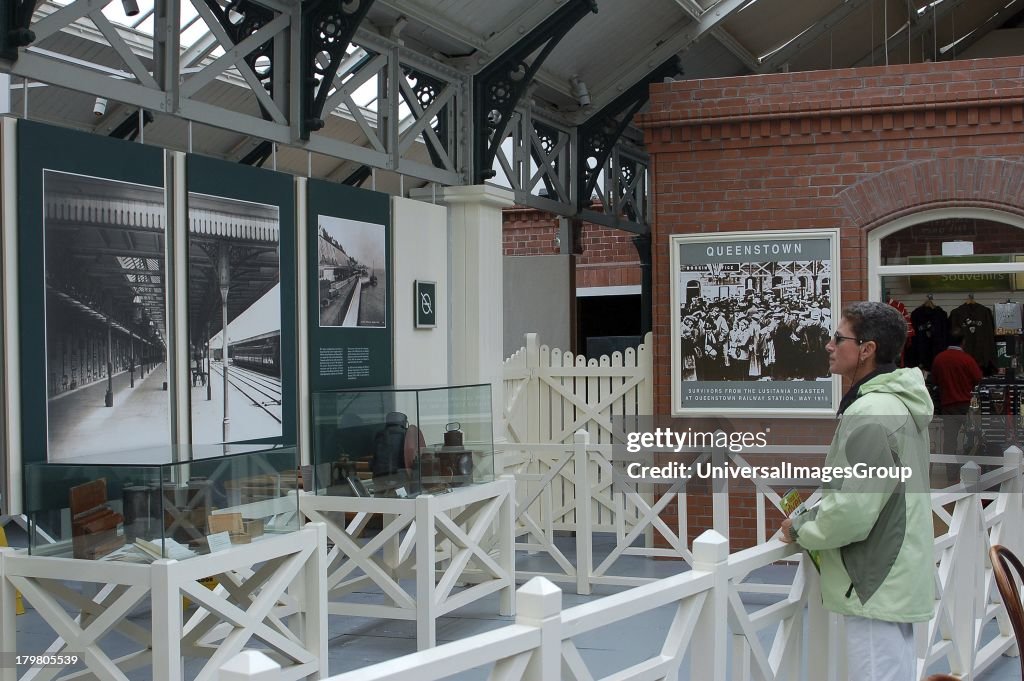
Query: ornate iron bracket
[[531, 118, 563, 199], [203, 0, 277, 118], [300, 0, 376, 140], [472, 0, 597, 183], [399, 66, 452, 170], [576, 57, 681, 211], [1, 0, 38, 61]]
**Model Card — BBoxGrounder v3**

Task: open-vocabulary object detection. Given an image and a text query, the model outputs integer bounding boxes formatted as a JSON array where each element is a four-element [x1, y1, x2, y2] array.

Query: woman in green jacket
[[781, 301, 934, 681]]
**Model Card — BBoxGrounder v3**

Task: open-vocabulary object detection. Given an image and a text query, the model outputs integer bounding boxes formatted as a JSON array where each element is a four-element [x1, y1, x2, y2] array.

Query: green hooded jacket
[[792, 367, 935, 622]]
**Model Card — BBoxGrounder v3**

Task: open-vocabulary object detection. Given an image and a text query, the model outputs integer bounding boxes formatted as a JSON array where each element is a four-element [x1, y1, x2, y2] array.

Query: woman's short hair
[[842, 302, 907, 364]]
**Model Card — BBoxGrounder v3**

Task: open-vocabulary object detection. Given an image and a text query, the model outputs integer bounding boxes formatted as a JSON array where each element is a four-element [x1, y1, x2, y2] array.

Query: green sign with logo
[[907, 255, 1011, 292], [415, 280, 437, 328]]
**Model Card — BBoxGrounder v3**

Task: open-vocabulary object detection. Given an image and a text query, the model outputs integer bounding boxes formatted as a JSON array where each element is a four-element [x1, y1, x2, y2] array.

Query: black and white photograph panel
[[188, 192, 282, 444], [43, 170, 170, 461], [317, 215, 387, 328], [672, 232, 839, 416]]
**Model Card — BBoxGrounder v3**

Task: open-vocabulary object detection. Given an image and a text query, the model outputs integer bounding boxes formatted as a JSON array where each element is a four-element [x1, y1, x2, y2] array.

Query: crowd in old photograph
[[679, 293, 833, 382]]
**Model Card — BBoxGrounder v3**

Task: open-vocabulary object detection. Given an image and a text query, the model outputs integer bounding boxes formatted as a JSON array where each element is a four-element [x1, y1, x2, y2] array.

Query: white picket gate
[[500, 334, 654, 578], [502, 332, 652, 446]]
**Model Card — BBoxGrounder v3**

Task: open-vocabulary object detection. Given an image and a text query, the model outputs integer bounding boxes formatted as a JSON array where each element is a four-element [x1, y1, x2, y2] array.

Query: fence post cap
[[1004, 445, 1023, 464], [574, 429, 589, 443], [220, 651, 281, 680], [517, 576, 562, 620], [692, 529, 729, 566], [960, 461, 981, 484]]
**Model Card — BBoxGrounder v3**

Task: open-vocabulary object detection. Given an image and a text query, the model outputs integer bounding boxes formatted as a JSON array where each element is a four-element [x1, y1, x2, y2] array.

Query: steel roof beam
[[472, 0, 597, 183], [591, 0, 747, 115], [759, 0, 873, 73], [673, 0, 757, 67], [936, 1, 1024, 61]]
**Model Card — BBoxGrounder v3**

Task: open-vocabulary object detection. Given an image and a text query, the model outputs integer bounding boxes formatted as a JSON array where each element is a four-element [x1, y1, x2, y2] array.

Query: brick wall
[[502, 206, 642, 288], [639, 56, 1024, 549]]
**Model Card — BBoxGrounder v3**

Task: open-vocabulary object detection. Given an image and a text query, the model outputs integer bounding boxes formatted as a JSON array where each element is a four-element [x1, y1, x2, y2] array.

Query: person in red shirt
[[930, 329, 982, 480]]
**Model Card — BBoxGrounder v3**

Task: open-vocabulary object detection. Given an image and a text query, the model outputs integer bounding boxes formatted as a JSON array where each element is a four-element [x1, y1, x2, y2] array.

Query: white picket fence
[[502, 333, 652, 446], [224, 448, 1024, 681]]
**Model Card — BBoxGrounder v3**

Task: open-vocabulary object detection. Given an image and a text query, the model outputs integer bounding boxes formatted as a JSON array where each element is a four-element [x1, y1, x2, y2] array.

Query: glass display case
[[24, 444, 299, 560], [311, 384, 494, 497]]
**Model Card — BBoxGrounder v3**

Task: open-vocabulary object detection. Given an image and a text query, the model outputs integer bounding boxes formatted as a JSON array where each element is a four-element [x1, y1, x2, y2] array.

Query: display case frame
[[23, 444, 300, 561], [310, 384, 494, 498]]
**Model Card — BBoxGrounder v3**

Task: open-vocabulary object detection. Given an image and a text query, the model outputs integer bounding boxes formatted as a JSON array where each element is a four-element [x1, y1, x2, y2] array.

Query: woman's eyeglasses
[[832, 333, 864, 345]]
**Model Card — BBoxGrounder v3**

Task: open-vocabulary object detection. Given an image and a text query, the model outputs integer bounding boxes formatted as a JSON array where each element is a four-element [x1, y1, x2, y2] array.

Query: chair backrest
[[989, 544, 1024, 681]]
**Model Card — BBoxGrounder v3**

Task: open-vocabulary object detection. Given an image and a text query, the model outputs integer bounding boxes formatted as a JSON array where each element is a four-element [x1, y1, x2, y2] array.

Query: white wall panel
[[392, 196, 448, 385]]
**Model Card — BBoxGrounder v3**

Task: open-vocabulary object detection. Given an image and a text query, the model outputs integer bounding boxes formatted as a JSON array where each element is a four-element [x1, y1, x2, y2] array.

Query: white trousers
[[846, 615, 916, 681]]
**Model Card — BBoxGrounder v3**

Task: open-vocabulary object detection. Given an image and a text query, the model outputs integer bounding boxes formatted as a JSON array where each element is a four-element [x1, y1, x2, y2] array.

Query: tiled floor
[[5, 526, 1020, 680]]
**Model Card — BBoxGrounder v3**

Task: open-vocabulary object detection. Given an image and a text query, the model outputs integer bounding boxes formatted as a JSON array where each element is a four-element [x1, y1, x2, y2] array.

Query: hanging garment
[[949, 302, 996, 372], [908, 304, 948, 370]]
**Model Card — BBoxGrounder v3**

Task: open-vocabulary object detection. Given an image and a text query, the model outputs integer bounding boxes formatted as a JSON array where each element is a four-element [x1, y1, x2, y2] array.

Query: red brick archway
[[839, 157, 1024, 231]]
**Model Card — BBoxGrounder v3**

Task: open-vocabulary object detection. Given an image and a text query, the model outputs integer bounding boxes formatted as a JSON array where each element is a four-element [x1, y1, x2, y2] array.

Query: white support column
[[431, 185, 514, 436], [690, 530, 729, 681], [517, 577, 562, 681]]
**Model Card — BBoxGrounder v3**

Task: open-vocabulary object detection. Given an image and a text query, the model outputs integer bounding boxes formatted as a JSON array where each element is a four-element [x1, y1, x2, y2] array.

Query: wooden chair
[[927, 543, 1024, 681]]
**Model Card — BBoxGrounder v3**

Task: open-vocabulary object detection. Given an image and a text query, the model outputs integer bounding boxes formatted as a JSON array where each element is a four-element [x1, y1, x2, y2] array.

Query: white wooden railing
[[495, 431, 831, 593], [221, 447, 1024, 681]]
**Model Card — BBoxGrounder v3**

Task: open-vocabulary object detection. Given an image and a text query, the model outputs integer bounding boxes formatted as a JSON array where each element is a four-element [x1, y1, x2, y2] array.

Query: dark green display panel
[[186, 154, 296, 447], [17, 120, 167, 465], [307, 179, 392, 390]]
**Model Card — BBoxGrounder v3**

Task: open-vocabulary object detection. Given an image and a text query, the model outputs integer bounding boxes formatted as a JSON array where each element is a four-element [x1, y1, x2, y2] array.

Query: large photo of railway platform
[[317, 215, 387, 328], [187, 192, 282, 444], [42, 170, 171, 461]]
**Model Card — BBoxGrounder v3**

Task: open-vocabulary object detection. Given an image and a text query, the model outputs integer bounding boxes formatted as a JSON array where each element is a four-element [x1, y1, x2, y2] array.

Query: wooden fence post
[[0, 549, 15, 681], [1003, 446, 1024, 558], [712, 434, 730, 541], [517, 577, 562, 681], [415, 493, 438, 650], [525, 333, 540, 445], [151, 558, 182, 681], [690, 530, 729, 681], [805, 558, 839, 681], [573, 429, 592, 596], [950, 461, 982, 677]]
